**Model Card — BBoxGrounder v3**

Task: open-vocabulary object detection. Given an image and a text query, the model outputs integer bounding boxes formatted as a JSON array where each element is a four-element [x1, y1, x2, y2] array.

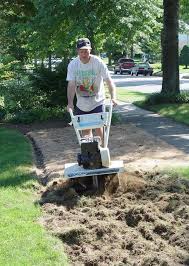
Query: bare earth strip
[[29, 124, 189, 179]]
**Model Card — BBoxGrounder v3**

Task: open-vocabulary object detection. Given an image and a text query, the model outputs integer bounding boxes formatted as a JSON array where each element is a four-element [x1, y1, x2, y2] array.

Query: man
[[66, 37, 117, 143]]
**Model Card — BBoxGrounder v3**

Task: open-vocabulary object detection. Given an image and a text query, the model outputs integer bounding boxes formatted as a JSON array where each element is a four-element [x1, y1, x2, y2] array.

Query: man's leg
[[75, 105, 104, 143], [82, 129, 93, 138], [95, 127, 104, 146], [74, 106, 92, 138]]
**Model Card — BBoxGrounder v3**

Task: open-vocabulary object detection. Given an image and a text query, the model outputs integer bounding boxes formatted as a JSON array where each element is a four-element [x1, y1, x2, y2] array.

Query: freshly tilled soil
[[38, 172, 189, 266]]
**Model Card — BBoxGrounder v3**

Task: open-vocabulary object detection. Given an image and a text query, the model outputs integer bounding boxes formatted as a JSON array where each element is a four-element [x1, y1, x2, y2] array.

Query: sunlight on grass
[[150, 63, 189, 74], [164, 166, 189, 179], [176, 167, 189, 179], [179, 65, 189, 73], [116, 88, 148, 102], [151, 63, 161, 73], [150, 104, 189, 125], [0, 128, 68, 265]]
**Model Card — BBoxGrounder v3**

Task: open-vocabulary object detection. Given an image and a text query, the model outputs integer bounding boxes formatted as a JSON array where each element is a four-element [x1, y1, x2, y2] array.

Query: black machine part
[[77, 141, 102, 169]]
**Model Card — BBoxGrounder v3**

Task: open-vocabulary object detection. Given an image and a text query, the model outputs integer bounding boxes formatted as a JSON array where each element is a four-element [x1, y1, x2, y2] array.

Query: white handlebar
[[69, 108, 74, 119], [68, 101, 113, 147]]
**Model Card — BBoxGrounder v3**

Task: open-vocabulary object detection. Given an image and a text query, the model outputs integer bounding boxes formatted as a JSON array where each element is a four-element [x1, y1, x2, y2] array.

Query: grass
[[0, 127, 68, 265], [145, 103, 189, 125], [147, 63, 189, 74], [116, 88, 148, 103], [133, 99, 189, 126], [169, 166, 189, 179], [151, 62, 161, 73], [179, 65, 189, 73], [159, 165, 189, 179]]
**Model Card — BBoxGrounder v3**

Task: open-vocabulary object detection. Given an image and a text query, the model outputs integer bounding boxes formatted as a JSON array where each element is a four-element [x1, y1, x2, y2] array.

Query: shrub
[[0, 78, 47, 113], [6, 106, 68, 124], [0, 106, 6, 120], [180, 45, 189, 68], [29, 62, 68, 107], [0, 61, 69, 123], [144, 92, 189, 105]]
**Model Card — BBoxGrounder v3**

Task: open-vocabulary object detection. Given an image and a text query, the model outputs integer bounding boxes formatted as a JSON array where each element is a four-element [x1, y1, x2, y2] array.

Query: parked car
[[114, 58, 135, 74], [131, 62, 153, 76]]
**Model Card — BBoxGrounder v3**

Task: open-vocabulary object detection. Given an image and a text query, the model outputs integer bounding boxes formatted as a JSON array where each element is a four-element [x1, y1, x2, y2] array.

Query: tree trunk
[[160, 29, 164, 71], [108, 56, 112, 66], [162, 0, 180, 94], [34, 57, 37, 68], [41, 59, 44, 68], [48, 52, 52, 71], [130, 45, 134, 59]]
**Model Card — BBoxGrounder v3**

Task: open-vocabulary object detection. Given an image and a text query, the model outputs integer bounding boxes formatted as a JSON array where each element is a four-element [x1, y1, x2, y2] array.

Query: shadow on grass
[[0, 173, 35, 187], [0, 127, 35, 188]]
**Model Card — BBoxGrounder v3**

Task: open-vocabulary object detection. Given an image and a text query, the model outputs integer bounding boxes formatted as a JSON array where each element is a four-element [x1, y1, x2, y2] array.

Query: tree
[[180, 0, 189, 23], [180, 45, 189, 68], [101, 0, 162, 61], [162, 0, 180, 94], [0, 0, 36, 62], [23, 0, 163, 60], [0, 0, 163, 67]]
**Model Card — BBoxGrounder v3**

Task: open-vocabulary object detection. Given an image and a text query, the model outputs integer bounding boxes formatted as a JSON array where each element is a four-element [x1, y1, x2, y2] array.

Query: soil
[[5, 121, 189, 265]]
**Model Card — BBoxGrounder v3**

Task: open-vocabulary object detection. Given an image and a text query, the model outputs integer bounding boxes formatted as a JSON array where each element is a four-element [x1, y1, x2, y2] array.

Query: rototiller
[[64, 101, 124, 188]]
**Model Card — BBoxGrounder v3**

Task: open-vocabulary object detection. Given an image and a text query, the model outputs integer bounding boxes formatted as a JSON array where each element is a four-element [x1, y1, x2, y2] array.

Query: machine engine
[[77, 141, 102, 169]]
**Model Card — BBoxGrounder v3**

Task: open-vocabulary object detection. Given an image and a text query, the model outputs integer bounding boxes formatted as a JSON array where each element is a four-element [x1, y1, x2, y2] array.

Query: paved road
[[111, 73, 189, 93]]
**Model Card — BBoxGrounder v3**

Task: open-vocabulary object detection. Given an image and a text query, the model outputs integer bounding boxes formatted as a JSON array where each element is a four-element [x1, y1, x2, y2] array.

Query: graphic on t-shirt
[[76, 69, 98, 97]]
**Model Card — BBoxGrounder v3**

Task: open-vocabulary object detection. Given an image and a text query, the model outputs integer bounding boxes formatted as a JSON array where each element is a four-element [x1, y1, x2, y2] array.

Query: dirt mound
[[39, 173, 189, 266]]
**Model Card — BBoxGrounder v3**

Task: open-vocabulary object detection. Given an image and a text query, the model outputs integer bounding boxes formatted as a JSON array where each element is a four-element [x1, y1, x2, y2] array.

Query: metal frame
[[64, 161, 124, 189], [65, 101, 124, 188], [69, 101, 112, 147]]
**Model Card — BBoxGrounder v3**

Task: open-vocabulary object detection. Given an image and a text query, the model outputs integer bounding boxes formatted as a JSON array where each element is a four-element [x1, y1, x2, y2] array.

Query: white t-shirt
[[66, 55, 110, 112]]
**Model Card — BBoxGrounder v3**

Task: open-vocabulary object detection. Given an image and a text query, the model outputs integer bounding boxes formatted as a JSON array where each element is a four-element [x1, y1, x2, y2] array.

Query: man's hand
[[67, 104, 74, 112], [105, 78, 118, 107], [111, 98, 118, 106]]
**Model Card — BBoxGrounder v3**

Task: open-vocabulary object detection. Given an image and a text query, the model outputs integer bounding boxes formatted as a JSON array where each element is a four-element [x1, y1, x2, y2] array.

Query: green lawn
[[180, 65, 189, 73], [116, 89, 148, 103], [147, 63, 189, 74], [0, 128, 68, 265], [168, 167, 189, 179], [151, 62, 161, 73], [147, 103, 189, 125]]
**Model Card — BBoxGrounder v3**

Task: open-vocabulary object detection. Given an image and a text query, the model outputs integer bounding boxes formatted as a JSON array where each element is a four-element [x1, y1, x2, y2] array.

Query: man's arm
[[105, 77, 118, 106], [67, 80, 76, 111]]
